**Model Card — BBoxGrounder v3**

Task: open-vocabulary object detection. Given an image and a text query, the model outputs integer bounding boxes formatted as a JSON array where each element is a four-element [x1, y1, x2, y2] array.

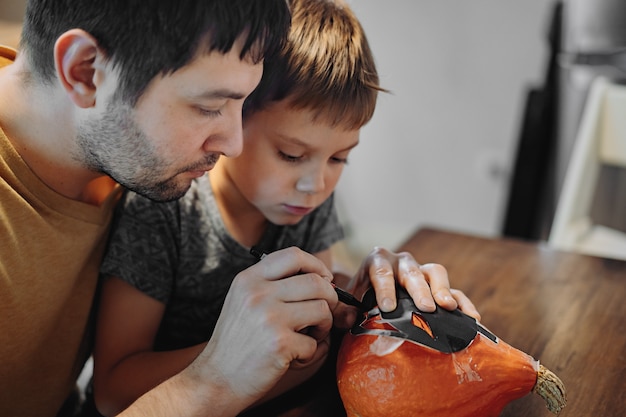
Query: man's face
[[77, 38, 263, 201]]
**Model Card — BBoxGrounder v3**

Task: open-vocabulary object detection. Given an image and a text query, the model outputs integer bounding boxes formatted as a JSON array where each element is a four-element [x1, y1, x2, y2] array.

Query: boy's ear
[[54, 29, 106, 108]]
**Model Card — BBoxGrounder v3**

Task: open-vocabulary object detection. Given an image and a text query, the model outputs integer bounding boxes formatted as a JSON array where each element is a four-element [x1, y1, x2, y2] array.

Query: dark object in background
[[502, 1, 562, 240]]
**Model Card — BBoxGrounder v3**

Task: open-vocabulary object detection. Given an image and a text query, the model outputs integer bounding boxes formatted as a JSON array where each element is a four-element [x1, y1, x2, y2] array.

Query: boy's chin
[[268, 213, 305, 226]]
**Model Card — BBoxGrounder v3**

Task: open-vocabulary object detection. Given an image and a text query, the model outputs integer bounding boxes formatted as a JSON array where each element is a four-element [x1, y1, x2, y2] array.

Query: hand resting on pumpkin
[[331, 246, 481, 330]]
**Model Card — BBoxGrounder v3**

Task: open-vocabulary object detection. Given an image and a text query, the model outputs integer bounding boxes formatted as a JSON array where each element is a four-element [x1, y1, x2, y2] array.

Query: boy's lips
[[283, 204, 313, 216]]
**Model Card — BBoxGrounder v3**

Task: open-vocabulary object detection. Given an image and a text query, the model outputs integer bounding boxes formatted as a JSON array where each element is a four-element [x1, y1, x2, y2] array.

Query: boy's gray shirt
[[100, 174, 344, 350]]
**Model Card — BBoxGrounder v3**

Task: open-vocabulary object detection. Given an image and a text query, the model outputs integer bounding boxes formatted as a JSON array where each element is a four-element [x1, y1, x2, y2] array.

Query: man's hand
[[193, 247, 338, 406]]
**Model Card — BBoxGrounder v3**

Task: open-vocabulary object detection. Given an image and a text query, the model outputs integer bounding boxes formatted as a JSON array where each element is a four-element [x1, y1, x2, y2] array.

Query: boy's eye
[[278, 151, 302, 163], [331, 156, 349, 164]]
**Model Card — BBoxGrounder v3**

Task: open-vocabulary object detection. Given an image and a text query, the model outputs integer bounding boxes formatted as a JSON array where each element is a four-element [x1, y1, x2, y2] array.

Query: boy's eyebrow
[[344, 140, 360, 150], [337, 140, 360, 152], [281, 135, 360, 152]]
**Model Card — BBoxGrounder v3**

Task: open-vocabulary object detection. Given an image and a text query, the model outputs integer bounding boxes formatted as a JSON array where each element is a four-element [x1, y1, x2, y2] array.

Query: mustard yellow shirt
[[0, 46, 122, 417]]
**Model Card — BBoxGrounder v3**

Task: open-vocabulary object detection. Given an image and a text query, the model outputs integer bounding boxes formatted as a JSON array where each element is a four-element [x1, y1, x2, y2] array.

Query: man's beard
[[75, 100, 192, 202]]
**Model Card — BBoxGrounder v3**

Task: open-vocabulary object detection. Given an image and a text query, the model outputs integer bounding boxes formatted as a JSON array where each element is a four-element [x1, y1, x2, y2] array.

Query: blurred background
[[2, 0, 625, 262], [0, 0, 23, 48], [338, 0, 552, 257], [339, 0, 626, 260]]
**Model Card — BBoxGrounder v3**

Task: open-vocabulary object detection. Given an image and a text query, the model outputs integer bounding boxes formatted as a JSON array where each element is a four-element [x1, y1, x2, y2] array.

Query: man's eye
[[197, 107, 222, 117]]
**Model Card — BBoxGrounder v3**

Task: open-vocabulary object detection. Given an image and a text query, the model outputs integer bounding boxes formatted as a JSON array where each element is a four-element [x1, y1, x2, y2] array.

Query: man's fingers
[[332, 303, 358, 330], [290, 335, 330, 368], [282, 299, 333, 367], [257, 247, 332, 282], [271, 273, 337, 305], [289, 299, 334, 342]]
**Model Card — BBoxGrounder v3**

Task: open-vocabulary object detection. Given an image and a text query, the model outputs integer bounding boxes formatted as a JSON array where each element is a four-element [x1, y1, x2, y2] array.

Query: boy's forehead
[[253, 101, 360, 147], [260, 97, 358, 130]]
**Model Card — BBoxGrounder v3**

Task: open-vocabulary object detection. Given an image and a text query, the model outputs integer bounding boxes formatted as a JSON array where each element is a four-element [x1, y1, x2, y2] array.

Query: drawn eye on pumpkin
[[351, 287, 497, 353]]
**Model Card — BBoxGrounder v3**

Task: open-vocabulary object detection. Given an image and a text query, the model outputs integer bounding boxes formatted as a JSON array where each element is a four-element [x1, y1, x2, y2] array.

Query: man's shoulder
[[0, 45, 17, 65]]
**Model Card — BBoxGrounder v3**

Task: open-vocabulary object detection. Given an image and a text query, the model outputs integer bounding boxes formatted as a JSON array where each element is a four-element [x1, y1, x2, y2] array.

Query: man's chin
[[127, 181, 191, 202]]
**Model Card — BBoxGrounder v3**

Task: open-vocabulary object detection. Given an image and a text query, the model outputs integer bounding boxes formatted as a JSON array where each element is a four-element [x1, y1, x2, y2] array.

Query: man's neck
[[0, 55, 114, 205]]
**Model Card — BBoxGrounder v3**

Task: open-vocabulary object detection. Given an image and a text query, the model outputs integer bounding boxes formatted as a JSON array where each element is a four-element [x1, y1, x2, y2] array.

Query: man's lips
[[186, 164, 217, 178], [186, 170, 209, 178], [185, 155, 220, 178]]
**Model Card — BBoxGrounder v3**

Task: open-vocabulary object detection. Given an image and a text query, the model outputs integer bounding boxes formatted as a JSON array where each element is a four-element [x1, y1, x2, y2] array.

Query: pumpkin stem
[[532, 364, 567, 414]]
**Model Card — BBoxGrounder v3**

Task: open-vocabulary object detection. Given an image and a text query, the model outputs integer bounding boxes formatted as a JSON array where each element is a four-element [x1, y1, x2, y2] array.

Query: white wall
[[337, 0, 554, 256], [0, 0, 25, 22]]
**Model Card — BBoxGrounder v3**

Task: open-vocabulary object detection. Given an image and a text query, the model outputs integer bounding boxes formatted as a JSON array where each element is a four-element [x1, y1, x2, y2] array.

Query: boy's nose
[[296, 168, 325, 194]]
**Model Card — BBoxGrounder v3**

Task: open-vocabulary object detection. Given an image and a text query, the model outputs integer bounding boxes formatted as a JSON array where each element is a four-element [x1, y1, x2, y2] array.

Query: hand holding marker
[[249, 247, 367, 310]]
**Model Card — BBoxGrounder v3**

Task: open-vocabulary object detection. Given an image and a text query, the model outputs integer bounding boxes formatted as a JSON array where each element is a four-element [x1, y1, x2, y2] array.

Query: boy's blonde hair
[[244, 0, 384, 130]]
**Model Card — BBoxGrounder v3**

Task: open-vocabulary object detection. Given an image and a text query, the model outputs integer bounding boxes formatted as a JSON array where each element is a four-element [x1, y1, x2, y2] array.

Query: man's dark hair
[[21, 0, 290, 104]]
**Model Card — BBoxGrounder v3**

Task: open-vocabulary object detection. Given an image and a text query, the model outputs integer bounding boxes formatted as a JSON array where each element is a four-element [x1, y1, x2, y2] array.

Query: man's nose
[[202, 108, 244, 158]]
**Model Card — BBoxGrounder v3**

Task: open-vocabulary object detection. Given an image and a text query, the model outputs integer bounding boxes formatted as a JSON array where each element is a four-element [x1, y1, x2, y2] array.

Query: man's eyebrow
[[191, 89, 247, 100]]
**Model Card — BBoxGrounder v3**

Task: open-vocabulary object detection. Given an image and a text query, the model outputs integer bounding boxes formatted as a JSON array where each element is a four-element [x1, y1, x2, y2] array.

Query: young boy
[[91, 0, 479, 415]]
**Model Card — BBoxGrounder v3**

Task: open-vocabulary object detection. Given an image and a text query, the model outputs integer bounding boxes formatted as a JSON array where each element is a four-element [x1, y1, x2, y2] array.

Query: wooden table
[[241, 227, 626, 417]]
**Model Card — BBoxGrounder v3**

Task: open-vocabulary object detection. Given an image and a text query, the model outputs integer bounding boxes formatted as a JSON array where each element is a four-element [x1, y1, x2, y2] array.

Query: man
[[0, 1, 476, 416]]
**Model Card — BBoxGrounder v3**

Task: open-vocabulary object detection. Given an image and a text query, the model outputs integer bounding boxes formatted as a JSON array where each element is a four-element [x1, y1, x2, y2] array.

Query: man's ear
[[54, 29, 106, 108]]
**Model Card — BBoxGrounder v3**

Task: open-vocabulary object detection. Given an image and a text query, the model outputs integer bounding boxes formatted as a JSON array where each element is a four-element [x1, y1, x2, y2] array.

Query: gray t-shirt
[[100, 175, 344, 350]]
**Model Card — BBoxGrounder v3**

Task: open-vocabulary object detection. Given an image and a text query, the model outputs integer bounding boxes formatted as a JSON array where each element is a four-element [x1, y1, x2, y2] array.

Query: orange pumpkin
[[336, 288, 566, 417]]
